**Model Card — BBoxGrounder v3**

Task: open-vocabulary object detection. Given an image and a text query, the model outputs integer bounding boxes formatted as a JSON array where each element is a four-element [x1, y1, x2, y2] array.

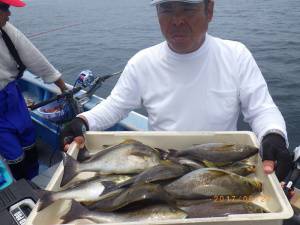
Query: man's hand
[[54, 78, 68, 93], [262, 133, 293, 181], [60, 117, 89, 151]]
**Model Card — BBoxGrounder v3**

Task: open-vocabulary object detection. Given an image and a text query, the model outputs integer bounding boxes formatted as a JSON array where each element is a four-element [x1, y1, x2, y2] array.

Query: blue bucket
[[0, 159, 14, 190], [37, 100, 74, 123]]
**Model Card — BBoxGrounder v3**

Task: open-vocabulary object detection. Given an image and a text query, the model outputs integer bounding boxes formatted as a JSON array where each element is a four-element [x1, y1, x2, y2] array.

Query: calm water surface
[[10, 0, 300, 149]]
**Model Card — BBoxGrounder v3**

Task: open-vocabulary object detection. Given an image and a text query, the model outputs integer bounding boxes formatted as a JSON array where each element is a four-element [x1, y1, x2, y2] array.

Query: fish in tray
[[89, 183, 176, 212], [168, 143, 258, 166], [176, 199, 269, 218], [63, 174, 133, 189], [77, 139, 162, 163], [61, 200, 187, 224], [164, 168, 262, 199], [117, 160, 190, 188], [219, 162, 256, 177], [170, 157, 256, 177], [61, 139, 161, 186], [173, 157, 207, 169], [36, 177, 121, 212]]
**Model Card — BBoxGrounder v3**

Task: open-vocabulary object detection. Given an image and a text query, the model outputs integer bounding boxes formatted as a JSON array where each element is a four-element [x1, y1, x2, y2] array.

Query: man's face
[[157, 1, 213, 54], [0, 3, 10, 28]]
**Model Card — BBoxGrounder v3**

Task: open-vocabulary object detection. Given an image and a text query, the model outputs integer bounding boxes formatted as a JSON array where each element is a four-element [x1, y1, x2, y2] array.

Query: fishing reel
[[283, 146, 300, 200], [73, 69, 121, 107], [74, 70, 95, 89]]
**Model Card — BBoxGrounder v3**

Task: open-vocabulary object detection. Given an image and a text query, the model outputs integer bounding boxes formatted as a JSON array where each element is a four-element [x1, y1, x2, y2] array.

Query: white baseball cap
[[151, 0, 204, 6]]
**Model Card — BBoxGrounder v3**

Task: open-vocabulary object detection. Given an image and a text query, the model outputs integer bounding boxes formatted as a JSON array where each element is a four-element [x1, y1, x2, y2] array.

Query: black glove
[[262, 133, 293, 181], [60, 117, 89, 149]]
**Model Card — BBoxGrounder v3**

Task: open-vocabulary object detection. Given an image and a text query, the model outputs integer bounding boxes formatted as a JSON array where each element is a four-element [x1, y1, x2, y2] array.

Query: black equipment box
[[0, 179, 39, 225]]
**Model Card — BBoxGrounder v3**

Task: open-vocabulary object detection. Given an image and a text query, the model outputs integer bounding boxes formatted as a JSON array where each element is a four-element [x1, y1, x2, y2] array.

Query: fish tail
[[34, 189, 48, 199], [77, 147, 92, 162], [61, 152, 79, 187], [36, 190, 55, 212], [100, 180, 118, 195], [61, 200, 89, 223], [168, 148, 180, 157]]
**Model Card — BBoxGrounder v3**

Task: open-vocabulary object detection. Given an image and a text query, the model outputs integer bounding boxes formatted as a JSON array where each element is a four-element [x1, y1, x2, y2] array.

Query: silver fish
[[89, 183, 175, 212], [164, 168, 262, 199], [174, 157, 206, 170], [177, 199, 269, 218], [37, 178, 118, 212], [64, 174, 133, 189], [171, 158, 255, 177], [118, 161, 189, 188], [61, 139, 161, 186], [220, 162, 256, 177], [61, 200, 187, 224], [171, 143, 258, 165]]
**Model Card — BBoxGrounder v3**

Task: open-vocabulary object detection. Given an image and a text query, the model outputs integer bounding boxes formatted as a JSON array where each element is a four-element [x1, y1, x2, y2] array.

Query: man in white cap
[[0, 0, 67, 180], [61, 0, 293, 181]]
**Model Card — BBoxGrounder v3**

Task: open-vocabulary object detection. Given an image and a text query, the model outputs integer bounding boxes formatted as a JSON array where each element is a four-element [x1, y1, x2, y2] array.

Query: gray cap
[[151, 0, 204, 5]]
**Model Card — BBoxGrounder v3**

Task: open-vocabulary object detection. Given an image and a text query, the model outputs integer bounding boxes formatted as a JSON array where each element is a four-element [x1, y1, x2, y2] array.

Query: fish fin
[[36, 190, 54, 212], [77, 147, 91, 162], [155, 148, 170, 160], [202, 160, 216, 167], [224, 144, 235, 147], [102, 144, 113, 149], [122, 139, 141, 144], [160, 159, 176, 166], [60, 200, 89, 224], [131, 148, 153, 157], [168, 149, 180, 157], [61, 153, 79, 187], [101, 181, 118, 195], [116, 176, 135, 188], [176, 158, 206, 170], [203, 160, 230, 167]]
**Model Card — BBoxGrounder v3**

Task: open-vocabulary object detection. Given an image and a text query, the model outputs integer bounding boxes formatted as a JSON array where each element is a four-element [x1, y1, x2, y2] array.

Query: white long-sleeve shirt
[[0, 22, 61, 91], [81, 34, 287, 142]]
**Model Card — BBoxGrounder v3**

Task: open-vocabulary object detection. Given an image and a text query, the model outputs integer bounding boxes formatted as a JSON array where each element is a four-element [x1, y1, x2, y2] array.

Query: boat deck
[[31, 138, 62, 189]]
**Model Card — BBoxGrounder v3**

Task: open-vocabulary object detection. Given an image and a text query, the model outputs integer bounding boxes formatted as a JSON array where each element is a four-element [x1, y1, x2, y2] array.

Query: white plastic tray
[[26, 131, 293, 225]]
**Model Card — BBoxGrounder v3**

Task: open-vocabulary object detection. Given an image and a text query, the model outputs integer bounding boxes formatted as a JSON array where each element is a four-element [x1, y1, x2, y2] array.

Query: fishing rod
[[29, 70, 122, 111], [29, 86, 81, 111], [27, 22, 84, 40]]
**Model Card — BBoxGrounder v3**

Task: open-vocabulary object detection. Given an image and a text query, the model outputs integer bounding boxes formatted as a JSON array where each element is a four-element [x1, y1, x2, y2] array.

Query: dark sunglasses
[[0, 3, 10, 12]]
